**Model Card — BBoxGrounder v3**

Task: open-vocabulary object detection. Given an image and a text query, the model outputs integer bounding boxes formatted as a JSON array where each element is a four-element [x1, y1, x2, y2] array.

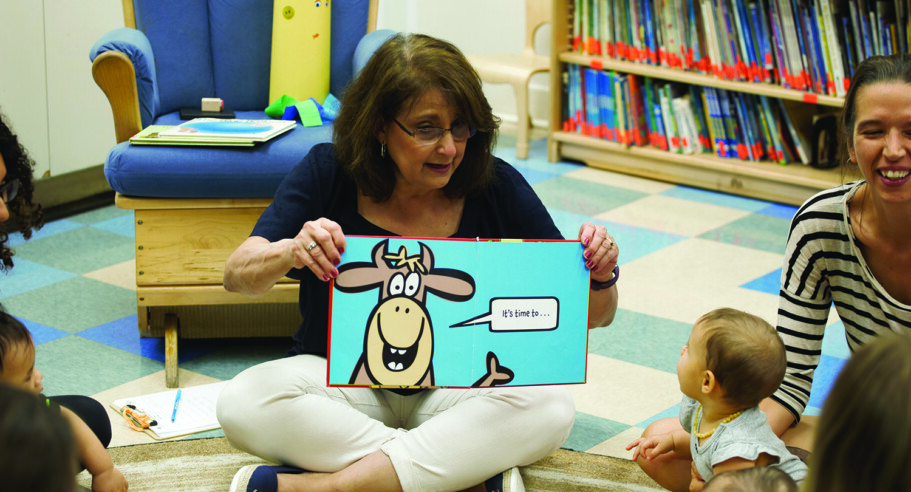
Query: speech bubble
[[451, 297, 559, 332]]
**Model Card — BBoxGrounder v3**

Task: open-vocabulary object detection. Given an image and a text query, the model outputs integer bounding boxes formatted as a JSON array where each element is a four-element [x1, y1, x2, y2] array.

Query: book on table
[[129, 125, 256, 147], [157, 118, 296, 142]]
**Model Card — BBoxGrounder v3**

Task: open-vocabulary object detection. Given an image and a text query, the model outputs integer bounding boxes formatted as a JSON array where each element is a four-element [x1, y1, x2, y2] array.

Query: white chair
[[467, 0, 550, 159]]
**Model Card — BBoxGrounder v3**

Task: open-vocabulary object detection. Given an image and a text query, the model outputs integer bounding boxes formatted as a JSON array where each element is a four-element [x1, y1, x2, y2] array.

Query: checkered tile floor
[[0, 135, 849, 459]]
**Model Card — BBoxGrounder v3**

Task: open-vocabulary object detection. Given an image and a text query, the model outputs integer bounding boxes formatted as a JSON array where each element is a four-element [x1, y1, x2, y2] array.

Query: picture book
[[157, 118, 296, 143], [110, 381, 228, 440], [129, 125, 256, 147], [327, 236, 590, 389]]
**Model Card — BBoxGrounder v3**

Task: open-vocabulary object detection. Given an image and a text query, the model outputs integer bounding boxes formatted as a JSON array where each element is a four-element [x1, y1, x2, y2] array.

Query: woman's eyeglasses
[[0, 178, 18, 203], [392, 118, 476, 146]]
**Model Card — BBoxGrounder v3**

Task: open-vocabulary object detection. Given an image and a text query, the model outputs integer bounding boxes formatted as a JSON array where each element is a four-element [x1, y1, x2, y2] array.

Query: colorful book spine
[[584, 68, 601, 137], [598, 70, 616, 142], [777, 98, 811, 164], [819, 0, 847, 96], [659, 84, 682, 153], [651, 80, 669, 150]]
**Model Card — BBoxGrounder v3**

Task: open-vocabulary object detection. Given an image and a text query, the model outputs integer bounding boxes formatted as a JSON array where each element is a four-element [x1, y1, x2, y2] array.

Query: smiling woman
[[634, 52, 911, 492], [217, 32, 620, 492]]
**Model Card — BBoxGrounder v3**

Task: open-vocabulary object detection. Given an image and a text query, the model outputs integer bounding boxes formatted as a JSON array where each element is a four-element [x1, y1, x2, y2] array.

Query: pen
[[171, 389, 182, 423]]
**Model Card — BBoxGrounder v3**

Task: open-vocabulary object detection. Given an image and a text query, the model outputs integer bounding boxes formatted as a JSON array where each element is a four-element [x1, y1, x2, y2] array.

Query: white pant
[[216, 354, 575, 492]]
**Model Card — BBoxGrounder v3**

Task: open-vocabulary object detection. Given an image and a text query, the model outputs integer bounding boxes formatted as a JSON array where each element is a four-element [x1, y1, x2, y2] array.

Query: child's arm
[[712, 453, 774, 476], [626, 429, 692, 461], [60, 406, 128, 492]]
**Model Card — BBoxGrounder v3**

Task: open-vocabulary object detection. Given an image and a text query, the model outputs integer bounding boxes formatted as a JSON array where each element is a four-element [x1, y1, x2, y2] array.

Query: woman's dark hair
[[0, 385, 77, 492], [334, 33, 500, 202], [0, 110, 43, 270], [806, 332, 911, 492], [837, 53, 911, 166]]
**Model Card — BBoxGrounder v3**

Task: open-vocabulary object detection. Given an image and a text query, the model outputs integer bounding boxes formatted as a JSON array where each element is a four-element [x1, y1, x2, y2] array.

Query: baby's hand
[[625, 435, 673, 461], [689, 461, 706, 492]]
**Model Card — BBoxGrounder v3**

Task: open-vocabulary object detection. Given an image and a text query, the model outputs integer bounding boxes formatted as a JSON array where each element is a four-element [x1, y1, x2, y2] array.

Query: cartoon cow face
[[335, 239, 475, 386]]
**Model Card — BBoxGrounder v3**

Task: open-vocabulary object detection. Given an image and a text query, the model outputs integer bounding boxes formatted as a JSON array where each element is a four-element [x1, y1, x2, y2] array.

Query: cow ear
[[419, 242, 435, 271], [334, 239, 391, 293], [374, 239, 390, 266]]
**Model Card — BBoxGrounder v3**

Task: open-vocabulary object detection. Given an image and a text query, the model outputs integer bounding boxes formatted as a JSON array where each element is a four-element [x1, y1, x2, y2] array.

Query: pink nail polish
[[584, 251, 592, 259], [331, 269, 339, 278], [586, 261, 593, 268], [322, 274, 330, 281]]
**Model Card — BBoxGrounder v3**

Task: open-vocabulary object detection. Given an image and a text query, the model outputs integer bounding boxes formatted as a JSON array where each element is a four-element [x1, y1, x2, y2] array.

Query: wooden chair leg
[[164, 313, 179, 388], [137, 306, 151, 337], [513, 81, 531, 160]]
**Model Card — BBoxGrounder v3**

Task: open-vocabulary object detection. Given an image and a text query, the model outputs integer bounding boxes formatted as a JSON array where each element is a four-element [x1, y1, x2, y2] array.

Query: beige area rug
[[77, 438, 662, 491]]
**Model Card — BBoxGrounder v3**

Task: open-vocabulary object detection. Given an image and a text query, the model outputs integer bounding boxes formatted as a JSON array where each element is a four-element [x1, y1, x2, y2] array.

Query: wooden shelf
[[550, 131, 850, 206], [558, 53, 844, 108], [546, 0, 850, 206]]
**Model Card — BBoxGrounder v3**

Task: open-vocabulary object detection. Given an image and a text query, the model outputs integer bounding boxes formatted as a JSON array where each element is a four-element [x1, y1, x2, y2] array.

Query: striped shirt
[[775, 181, 911, 419]]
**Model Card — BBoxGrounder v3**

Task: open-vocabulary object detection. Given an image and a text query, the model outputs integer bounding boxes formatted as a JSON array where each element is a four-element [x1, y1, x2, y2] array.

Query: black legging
[[48, 394, 112, 449]]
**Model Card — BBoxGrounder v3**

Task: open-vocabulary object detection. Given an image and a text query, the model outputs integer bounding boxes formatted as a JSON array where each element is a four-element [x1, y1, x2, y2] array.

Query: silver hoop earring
[[381, 143, 386, 157]]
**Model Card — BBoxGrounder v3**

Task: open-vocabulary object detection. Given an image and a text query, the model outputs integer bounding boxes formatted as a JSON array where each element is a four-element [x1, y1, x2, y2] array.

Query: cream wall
[[377, 0, 552, 132], [0, 1, 545, 183], [0, 0, 122, 178]]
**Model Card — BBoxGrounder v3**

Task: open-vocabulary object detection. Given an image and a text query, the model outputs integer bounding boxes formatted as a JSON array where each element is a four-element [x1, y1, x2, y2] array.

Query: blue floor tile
[[660, 186, 770, 212], [740, 268, 782, 295], [564, 412, 631, 452], [0, 258, 78, 299]]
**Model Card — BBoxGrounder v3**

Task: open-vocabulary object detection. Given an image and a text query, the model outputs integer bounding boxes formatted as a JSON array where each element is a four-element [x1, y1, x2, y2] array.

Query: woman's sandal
[[229, 464, 307, 492], [484, 466, 525, 492]]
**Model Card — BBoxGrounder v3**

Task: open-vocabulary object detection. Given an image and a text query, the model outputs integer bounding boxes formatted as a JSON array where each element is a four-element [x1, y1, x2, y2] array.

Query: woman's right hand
[[224, 218, 346, 296], [290, 217, 347, 281]]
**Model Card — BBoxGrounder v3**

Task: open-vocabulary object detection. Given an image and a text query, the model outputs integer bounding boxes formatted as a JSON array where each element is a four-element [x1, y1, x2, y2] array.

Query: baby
[[704, 466, 797, 492], [627, 308, 806, 489], [0, 309, 127, 491]]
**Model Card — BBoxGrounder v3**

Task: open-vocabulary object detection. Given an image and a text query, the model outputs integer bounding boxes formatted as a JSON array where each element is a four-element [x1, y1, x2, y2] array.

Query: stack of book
[[129, 118, 297, 147]]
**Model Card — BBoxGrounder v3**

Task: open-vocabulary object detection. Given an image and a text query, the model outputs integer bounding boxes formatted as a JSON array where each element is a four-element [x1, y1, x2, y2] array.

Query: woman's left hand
[[579, 222, 618, 283]]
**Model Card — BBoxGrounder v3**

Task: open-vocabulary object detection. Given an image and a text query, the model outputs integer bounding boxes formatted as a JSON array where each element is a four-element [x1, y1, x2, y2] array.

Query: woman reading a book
[[633, 53, 911, 492], [217, 33, 620, 492]]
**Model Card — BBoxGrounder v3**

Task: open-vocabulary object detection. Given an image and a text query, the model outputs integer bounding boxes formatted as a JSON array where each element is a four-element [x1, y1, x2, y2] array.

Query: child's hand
[[626, 435, 674, 461], [688, 460, 706, 491], [92, 466, 128, 492]]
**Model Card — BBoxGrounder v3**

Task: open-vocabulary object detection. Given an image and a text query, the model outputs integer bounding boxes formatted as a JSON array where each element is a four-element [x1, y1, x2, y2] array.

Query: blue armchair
[[90, 0, 393, 386]]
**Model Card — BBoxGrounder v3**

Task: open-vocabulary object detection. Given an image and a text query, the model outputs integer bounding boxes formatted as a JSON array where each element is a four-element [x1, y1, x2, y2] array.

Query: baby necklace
[[692, 404, 743, 439]]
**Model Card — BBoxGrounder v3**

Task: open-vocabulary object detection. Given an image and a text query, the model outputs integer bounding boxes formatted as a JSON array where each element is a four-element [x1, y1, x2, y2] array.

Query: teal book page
[[328, 236, 590, 388]]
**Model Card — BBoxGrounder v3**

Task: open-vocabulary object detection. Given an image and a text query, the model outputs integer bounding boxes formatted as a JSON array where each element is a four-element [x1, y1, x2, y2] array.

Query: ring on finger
[[306, 241, 318, 253]]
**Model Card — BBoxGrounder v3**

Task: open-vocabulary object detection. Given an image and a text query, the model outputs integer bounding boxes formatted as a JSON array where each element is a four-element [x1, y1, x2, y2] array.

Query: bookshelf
[[547, 0, 855, 206]]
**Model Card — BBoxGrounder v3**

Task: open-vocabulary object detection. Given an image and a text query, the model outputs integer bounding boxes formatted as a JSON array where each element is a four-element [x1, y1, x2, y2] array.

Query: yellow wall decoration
[[269, 0, 331, 104]]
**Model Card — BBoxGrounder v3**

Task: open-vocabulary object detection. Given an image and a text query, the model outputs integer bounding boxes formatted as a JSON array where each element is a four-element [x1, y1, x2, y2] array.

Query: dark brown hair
[[333, 33, 499, 202], [0, 309, 33, 373], [806, 332, 911, 492], [697, 308, 787, 410], [0, 110, 44, 270], [837, 53, 911, 166], [0, 384, 76, 491], [704, 466, 797, 492]]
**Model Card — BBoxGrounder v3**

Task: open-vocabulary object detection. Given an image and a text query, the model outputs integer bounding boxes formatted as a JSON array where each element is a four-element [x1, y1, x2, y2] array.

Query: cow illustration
[[334, 239, 513, 387]]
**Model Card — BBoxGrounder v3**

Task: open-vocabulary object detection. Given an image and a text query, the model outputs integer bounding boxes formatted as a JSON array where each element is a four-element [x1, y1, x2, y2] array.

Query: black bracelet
[[590, 265, 620, 291]]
